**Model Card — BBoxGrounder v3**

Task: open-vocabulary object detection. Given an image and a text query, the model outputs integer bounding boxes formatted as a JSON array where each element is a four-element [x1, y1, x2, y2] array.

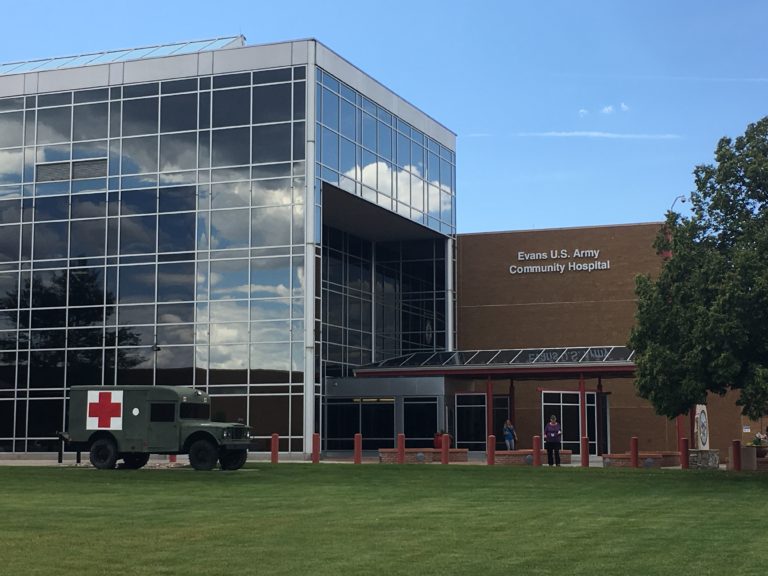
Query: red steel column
[[396, 433, 405, 464], [487, 435, 496, 466], [581, 437, 589, 467], [311, 432, 320, 464], [579, 373, 587, 440], [630, 436, 639, 468], [680, 437, 689, 469], [509, 379, 515, 424], [732, 440, 742, 471], [486, 377, 494, 442], [271, 433, 279, 464], [353, 433, 362, 464], [533, 435, 542, 467], [441, 433, 450, 464]]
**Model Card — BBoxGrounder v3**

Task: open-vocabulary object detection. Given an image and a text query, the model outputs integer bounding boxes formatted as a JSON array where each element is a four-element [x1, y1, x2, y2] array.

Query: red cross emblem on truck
[[86, 390, 123, 430]]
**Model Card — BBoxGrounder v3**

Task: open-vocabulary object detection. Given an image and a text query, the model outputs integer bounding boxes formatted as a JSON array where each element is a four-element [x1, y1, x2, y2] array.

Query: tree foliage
[[630, 117, 768, 420]]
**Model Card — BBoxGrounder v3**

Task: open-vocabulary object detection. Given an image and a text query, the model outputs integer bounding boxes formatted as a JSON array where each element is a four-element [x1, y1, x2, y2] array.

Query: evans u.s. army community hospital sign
[[509, 248, 611, 275]]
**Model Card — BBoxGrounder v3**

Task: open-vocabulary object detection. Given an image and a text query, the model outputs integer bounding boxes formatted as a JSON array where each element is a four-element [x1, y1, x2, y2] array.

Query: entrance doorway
[[455, 393, 486, 450], [541, 391, 598, 455]]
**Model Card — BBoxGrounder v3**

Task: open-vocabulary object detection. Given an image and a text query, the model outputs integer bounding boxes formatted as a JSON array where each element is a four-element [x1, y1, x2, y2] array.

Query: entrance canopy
[[355, 346, 635, 380]]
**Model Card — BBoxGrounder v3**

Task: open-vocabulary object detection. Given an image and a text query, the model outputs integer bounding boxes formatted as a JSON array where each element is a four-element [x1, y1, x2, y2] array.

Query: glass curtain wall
[[0, 66, 308, 452]]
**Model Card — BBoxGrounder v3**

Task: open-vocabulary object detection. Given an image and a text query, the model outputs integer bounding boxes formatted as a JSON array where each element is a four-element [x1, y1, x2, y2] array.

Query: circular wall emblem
[[698, 410, 709, 446]]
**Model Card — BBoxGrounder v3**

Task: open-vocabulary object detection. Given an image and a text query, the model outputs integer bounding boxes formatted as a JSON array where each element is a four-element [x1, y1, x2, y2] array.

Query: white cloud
[[620, 102, 630, 112], [601, 105, 615, 115], [578, 109, 589, 118], [517, 131, 681, 140]]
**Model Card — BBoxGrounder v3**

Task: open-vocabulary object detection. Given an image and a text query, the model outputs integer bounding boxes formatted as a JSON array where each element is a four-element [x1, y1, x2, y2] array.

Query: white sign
[[86, 390, 124, 431], [695, 404, 709, 450], [509, 248, 611, 276]]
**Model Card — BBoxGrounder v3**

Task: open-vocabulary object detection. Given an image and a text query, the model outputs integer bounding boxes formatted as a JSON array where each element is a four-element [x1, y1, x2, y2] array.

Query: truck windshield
[[179, 403, 210, 420]]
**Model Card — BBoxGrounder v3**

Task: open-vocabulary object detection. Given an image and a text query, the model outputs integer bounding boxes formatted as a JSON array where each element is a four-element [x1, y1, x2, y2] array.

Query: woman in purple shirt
[[544, 415, 562, 466]]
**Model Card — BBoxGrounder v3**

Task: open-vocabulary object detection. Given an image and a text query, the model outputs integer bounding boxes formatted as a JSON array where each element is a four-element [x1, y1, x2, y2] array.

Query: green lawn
[[2, 463, 768, 575]]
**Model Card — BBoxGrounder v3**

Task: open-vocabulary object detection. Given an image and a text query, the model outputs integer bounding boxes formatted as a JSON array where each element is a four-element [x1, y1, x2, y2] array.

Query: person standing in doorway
[[544, 415, 562, 466], [503, 419, 518, 451]]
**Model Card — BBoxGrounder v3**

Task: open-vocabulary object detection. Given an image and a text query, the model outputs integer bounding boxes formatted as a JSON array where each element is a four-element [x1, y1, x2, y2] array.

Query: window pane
[[0, 112, 23, 148], [159, 132, 197, 172], [252, 84, 291, 124], [71, 193, 106, 218], [73, 103, 108, 141], [209, 259, 248, 300], [70, 219, 105, 258], [119, 215, 156, 254], [210, 209, 249, 249], [157, 262, 194, 302], [34, 196, 69, 221], [120, 188, 156, 215], [213, 88, 250, 127], [121, 136, 159, 174], [68, 268, 104, 306], [33, 221, 68, 259], [122, 97, 159, 136], [252, 123, 290, 164], [251, 206, 291, 247], [160, 93, 197, 133], [159, 185, 196, 213], [118, 264, 155, 304], [158, 212, 195, 252], [37, 107, 71, 144], [211, 128, 249, 167], [250, 257, 290, 298], [32, 270, 66, 308], [251, 178, 291, 207], [0, 149, 23, 184]]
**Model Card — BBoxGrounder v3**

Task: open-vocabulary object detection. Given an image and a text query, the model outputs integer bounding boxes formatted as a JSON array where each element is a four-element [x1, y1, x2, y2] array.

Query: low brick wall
[[660, 451, 680, 467], [602, 452, 665, 468], [379, 448, 468, 464], [495, 449, 572, 465]]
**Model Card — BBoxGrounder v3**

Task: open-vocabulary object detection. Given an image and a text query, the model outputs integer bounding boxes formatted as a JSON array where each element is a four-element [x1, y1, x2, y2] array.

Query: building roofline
[[458, 221, 664, 237]]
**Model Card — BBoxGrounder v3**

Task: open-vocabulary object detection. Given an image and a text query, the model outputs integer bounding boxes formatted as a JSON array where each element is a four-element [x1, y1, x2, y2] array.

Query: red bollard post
[[168, 454, 177, 464], [487, 435, 496, 466], [732, 440, 742, 471], [630, 436, 639, 468], [271, 433, 279, 464], [581, 437, 589, 467], [680, 437, 689, 469], [441, 433, 450, 464], [533, 435, 542, 467], [312, 432, 320, 464], [353, 433, 362, 464], [396, 433, 405, 464]]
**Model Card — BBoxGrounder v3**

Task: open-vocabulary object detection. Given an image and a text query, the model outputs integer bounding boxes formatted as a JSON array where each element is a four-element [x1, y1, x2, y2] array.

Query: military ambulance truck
[[61, 386, 250, 471]]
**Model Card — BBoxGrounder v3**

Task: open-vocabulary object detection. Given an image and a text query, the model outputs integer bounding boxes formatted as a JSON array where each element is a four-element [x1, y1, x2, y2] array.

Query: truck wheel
[[220, 449, 248, 470], [188, 439, 218, 471], [122, 453, 150, 469], [90, 438, 118, 470]]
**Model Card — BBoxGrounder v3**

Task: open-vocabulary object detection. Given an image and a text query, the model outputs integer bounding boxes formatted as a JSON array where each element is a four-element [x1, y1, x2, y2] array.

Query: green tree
[[630, 117, 768, 420]]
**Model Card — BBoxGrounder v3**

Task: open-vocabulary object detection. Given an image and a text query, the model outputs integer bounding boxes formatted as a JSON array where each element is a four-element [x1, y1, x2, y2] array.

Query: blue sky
[[3, 1, 767, 233]]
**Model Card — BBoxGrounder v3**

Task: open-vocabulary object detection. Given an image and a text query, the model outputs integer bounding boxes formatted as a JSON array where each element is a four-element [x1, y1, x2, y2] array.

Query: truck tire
[[121, 453, 150, 469], [90, 438, 118, 470], [188, 438, 218, 471], [220, 448, 248, 470]]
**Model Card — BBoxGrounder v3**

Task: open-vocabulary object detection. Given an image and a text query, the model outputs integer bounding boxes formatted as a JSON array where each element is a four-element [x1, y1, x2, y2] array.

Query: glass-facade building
[[0, 37, 456, 454]]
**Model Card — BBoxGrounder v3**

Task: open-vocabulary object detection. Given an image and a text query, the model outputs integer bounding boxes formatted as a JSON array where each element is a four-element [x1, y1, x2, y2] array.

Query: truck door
[[148, 402, 180, 452]]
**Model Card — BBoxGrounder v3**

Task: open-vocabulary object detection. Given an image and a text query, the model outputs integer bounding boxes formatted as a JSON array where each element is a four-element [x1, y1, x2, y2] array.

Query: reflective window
[[33, 222, 68, 259], [251, 178, 291, 207], [121, 189, 156, 215], [122, 97, 159, 136], [73, 103, 108, 141], [70, 219, 106, 258], [293, 82, 305, 121], [29, 350, 65, 388], [253, 68, 291, 84], [0, 112, 23, 148], [252, 84, 292, 124], [157, 302, 194, 324], [118, 264, 155, 304], [159, 132, 197, 172], [0, 149, 23, 184], [158, 212, 195, 252], [251, 206, 291, 247], [32, 270, 66, 308], [0, 200, 20, 224], [211, 181, 250, 209], [160, 93, 197, 133], [157, 262, 195, 302], [119, 215, 156, 254], [68, 269, 105, 306], [34, 196, 69, 221], [213, 88, 250, 127], [252, 123, 291, 164], [159, 186, 196, 213], [250, 257, 290, 298], [37, 107, 72, 144], [211, 128, 249, 167], [209, 259, 248, 300], [71, 193, 106, 219], [120, 136, 159, 174], [210, 209, 249, 249]]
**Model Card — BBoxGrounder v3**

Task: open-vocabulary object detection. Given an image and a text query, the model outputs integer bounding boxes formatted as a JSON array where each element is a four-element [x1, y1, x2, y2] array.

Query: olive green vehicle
[[60, 386, 250, 471]]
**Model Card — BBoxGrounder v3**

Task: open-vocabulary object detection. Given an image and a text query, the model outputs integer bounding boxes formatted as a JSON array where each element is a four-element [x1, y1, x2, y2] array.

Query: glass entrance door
[[455, 394, 486, 450], [541, 391, 598, 455]]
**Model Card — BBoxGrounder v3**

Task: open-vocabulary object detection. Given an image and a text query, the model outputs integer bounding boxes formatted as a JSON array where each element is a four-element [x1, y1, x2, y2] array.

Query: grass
[[2, 463, 768, 575]]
